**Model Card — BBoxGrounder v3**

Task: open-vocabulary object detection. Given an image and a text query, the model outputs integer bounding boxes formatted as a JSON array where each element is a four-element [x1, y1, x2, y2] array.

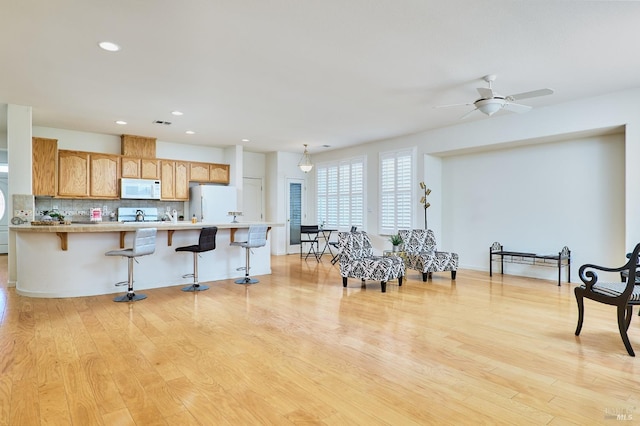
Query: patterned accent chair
[[338, 231, 404, 293], [398, 229, 458, 281]]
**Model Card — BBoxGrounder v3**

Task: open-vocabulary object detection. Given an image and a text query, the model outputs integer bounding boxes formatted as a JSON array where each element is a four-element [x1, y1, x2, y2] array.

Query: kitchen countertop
[[10, 221, 280, 232], [10, 221, 282, 250]]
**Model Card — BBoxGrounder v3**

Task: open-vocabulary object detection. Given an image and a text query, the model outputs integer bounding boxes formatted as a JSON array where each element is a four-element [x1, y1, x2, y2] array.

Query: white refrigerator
[[190, 185, 237, 223]]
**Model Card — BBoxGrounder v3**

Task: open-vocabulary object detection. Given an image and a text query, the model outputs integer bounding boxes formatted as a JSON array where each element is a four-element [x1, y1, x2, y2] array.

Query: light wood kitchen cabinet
[[141, 158, 161, 179], [121, 134, 156, 158], [121, 157, 160, 180], [90, 154, 120, 198], [175, 161, 189, 200], [189, 162, 210, 182], [160, 160, 175, 199], [32, 137, 57, 196], [121, 157, 141, 178], [189, 162, 230, 184], [160, 160, 189, 200], [58, 150, 89, 197], [210, 163, 230, 184]]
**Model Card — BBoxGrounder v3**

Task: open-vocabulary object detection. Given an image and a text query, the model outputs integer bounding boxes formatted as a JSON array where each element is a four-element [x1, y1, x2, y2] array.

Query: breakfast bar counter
[[11, 221, 282, 298]]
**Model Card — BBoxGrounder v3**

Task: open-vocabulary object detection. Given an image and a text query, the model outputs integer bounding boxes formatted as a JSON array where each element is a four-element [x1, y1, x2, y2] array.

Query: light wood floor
[[0, 254, 638, 425]]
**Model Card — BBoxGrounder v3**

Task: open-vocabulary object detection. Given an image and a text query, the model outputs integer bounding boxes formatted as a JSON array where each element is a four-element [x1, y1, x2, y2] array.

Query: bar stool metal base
[[182, 283, 210, 291], [235, 277, 259, 284], [114, 292, 147, 302], [114, 258, 148, 302], [178, 251, 211, 292]]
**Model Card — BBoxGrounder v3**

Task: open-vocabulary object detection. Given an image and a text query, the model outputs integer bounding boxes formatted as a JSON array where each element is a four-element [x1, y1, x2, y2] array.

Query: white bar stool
[[230, 225, 268, 284], [105, 228, 157, 302]]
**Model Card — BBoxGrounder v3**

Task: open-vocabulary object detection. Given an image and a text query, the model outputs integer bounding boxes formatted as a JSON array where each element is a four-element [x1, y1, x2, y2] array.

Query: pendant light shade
[[298, 144, 313, 173]]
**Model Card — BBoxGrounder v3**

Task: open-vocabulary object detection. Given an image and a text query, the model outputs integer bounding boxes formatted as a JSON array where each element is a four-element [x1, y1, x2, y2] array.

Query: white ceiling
[[2, 1, 640, 155]]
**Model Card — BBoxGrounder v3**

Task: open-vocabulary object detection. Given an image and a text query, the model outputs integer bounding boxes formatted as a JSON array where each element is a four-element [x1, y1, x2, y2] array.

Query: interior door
[[286, 178, 305, 254], [242, 177, 264, 222]]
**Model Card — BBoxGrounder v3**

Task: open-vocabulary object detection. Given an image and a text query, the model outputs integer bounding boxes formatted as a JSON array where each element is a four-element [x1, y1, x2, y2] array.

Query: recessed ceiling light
[[171, 111, 183, 116], [242, 139, 250, 142], [185, 130, 195, 135], [98, 41, 120, 52], [115, 120, 127, 125]]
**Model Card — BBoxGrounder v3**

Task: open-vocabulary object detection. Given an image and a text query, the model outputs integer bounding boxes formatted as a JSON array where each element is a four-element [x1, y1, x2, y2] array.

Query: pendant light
[[298, 144, 313, 173]]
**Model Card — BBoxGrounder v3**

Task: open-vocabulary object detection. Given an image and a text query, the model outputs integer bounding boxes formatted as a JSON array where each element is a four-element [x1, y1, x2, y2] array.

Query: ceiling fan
[[436, 75, 554, 119]]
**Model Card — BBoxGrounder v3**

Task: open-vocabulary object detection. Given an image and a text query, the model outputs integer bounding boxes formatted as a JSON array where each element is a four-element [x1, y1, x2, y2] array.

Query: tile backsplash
[[13, 194, 35, 221], [34, 197, 186, 221]]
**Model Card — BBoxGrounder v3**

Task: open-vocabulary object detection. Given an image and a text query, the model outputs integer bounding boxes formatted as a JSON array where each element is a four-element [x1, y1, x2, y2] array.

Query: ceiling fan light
[[476, 99, 504, 116]]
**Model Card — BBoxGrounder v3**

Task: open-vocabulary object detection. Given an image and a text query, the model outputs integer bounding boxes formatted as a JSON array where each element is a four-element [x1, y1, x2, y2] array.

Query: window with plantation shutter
[[380, 149, 414, 235], [317, 156, 365, 230]]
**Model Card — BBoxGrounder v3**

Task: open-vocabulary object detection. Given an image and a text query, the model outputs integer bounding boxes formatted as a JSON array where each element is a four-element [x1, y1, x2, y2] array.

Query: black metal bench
[[489, 242, 571, 286]]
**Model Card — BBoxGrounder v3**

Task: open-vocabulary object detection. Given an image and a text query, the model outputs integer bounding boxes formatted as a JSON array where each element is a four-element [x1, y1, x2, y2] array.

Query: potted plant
[[41, 210, 65, 223], [389, 234, 403, 252]]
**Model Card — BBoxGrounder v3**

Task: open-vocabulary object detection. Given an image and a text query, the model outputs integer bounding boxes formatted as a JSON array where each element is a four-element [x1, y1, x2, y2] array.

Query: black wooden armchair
[[575, 243, 640, 356]]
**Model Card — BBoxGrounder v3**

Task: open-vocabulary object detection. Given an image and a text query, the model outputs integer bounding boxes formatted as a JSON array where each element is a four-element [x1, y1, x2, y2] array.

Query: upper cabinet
[[34, 133, 229, 199], [160, 160, 189, 200], [121, 134, 156, 158], [121, 157, 160, 179], [190, 162, 230, 184], [189, 162, 209, 182], [121, 157, 141, 178], [141, 158, 161, 179], [175, 161, 189, 200], [32, 137, 57, 196], [90, 154, 120, 198], [58, 150, 90, 197], [57, 151, 120, 199], [210, 163, 230, 184]]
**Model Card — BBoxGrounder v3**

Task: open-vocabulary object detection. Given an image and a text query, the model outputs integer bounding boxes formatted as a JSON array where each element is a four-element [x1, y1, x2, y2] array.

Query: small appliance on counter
[[117, 207, 160, 222], [90, 208, 102, 222]]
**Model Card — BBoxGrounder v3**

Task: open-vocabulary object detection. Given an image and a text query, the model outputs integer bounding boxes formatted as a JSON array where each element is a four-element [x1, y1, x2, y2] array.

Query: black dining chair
[[300, 225, 320, 261]]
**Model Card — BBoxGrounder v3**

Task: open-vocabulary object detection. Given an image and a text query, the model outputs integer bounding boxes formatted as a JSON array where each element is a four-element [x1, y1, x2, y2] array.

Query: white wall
[[309, 88, 640, 282], [0, 104, 7, 149], [264, 151, 310, 255], [442, 133, 624, 282], [7, 104, 33, 286], [33, 126, 121, 153], [244, 151, 266, 178], [158, 139, 226, 162]]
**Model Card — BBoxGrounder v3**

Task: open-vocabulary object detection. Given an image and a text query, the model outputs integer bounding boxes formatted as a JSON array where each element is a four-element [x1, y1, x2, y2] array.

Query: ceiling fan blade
[[459, 108, 478, 119], [507, 88, 554, 101], [503, 102, 532, 113], [477, 88, 495, 99], [434, 102, 473, 109]]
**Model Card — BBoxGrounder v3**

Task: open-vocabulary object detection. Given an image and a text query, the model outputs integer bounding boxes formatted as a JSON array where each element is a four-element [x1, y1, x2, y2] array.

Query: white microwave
[[121, 178, 162, 200]]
